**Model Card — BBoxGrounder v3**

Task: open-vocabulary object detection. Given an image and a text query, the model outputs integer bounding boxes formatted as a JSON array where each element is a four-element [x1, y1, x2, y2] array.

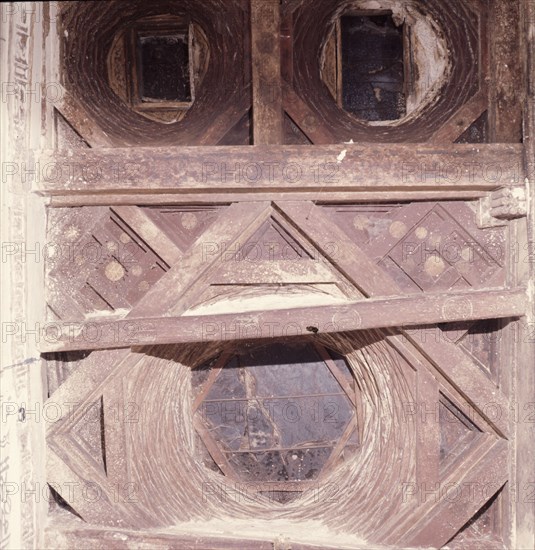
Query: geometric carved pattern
[[323, 202, 506, 293], [45, 324, 507, 547], [44, 193, 513, 548], [192, 342, 360, 503], [47, 200, 506, 321]]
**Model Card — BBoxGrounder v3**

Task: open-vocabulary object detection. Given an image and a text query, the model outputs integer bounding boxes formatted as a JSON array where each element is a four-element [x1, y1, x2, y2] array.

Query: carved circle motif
[[292, 0, 483, 141], [60, 0, 248, 146], [119, 332, 415, 542]]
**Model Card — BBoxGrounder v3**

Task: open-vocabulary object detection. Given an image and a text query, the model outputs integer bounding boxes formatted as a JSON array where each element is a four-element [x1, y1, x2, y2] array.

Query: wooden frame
[[126, 17, 194, 111], [1, 1, 532, 549]]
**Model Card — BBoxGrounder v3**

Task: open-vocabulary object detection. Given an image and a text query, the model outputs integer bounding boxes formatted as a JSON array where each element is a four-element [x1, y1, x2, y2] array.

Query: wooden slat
[[193, 416, 236, 478], [251, 0, 283, 144], [514, 1, 535, 547], [430, 89, 488, 143], [488, 0, 523, 142], [215, 259, 338, 285], [276, 201, 400, 296], [111, 206, 182, 266], [34, 143, 525, 196], [199, 95, 251, 146], [385, 333, 510, 439], [54, 84, 113, 148], [415, 368, 441, 489], [46, 189, 498, 207], [38, 288, 526, 352], [280, 6, 294, 84], [102, 376, 129, 490], [283, 82, 337, 144], [127, 202, 272, 318], [398, 439, 508, 548], [44, 519, 362, 550], [403, 331, 511, 438]]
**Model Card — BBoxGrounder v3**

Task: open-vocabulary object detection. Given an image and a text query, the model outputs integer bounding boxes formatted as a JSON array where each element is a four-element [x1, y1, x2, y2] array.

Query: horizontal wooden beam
[[46, 189, 497, 207], [45, 521, 367, 550], [33, 144, 525, 198], [38, 288, 526, 352]]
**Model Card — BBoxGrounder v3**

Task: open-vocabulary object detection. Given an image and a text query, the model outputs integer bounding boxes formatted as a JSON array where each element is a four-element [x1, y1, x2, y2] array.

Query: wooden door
[[28, 1, 534, 549]]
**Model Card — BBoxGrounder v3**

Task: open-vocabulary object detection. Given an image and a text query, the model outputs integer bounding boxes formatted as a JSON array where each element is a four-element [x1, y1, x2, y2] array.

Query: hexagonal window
[[321, 4, 450, 125], [107, 15, 209, 124], [192, 341, 361, 503]]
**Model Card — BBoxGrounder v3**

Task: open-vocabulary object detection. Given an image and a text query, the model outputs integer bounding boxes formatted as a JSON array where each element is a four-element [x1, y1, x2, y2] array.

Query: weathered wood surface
[[283, 82, 336, 144], [54, 84, 114, 148], [60, 1, 250, 147], [39, 288, 526, 352], [386, 439, 508, 547], [46, 189, 499, 207], [430, 90, 488, 144], [44, 518, 373, 550], [34, 144, 525, 196], [488, 0, 523, 142], [251, 0, 283, 144], [512, 4, 535, 548]]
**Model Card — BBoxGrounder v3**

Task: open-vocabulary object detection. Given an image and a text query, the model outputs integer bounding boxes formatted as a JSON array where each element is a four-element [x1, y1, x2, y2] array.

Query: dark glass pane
[[193, 342, 359, 493], [138, 34, 191, 102], [341, 14, 405, 121]]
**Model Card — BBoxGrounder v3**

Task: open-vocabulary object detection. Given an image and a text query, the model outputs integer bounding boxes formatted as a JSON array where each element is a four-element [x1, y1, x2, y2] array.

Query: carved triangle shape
[[68, 396, 106, 473], [55, 109, 90, 149], [458, 319, 501, 382], [237, 216, 311, 261], [439, 395, 481, 472], [175, 211, 364, 316], [142, 206, 223, 252]]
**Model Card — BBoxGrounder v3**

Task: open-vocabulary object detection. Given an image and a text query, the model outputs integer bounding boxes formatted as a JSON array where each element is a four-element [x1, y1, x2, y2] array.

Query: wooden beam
[[44, 519, 365, 550], [283, 82, 337, 144], [215, 259, 338, 284], [111, 206, 182, 266], [514, 0, 535, 547], [386, 439, 508, 548], [199, 95, 251, 145], [488, 0, 523, 142], [275, 201, 400, 296], [46, 189, 496, 207], [54, 84, 114, 148], [429, 89, 488, 144], [127, 202, 272, 318], [34, 143, 525, 196], [38, 288, 526, 352], [251, 0, 283, 144]]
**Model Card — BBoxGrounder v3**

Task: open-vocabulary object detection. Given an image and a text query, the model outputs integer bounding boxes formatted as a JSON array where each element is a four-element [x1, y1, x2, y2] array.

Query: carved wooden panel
[[46, 201, 507, 322], [40, 2, 531, 548], [44, 197, 514, 548], [45, 318, 508, 548]]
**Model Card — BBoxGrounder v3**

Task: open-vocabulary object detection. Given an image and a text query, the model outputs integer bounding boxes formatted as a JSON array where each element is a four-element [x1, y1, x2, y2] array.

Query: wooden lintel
[[44, 519, 364, 550], [34, 143, 525, 197], [38, 288, 526, 352], [46, 189, 494, 207], [251, 0, 283, 144]]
